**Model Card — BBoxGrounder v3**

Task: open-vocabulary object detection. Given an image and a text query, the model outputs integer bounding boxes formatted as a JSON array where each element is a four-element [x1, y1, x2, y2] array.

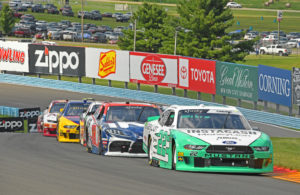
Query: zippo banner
[[0, 117, 24, 132], [0, 41, 29, 72], [129, 52, 178, 87], [216, 62, 258, 101], [293, 67, 300, 105], [28, 44, 85, 76], [85, 48, 129, 82], [258, 65, 292, 107], [178, 57, 216, 94], [28, 118, 38, 133], [19, 107, 41, 118]]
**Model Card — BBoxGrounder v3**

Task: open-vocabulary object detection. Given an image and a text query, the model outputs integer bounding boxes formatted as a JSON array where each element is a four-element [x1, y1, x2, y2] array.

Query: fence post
[[154, 85, 158, 93], [137, 83, 140, 90], [276, 104, 280, 113], [289, 106, 293, 116], [197, 92, 201, 100], [237, 99, 241, 107], [172, 87, 176, 95], [264, 101, 268, 111], [37, 74, 40, 78], [108, 80, 112, 87], [78, 76, 82, 83], [223, 96, 226, 105], [184, 89, 187, 97], [57, 75, 61, 80], [125, 82, 128, 89], [92, 78, 95, 85], [212, 94, 215, 102], [254, 101, 257, 110]]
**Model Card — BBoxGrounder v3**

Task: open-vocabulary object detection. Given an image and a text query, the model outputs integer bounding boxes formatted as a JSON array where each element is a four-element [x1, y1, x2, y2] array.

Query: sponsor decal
[[98, 50, 116, 78], [205, 153, 253, 158], [28, 118, 38, 133], [19, 107, 41, 118], [0, 47, 25, 64], [186, 129, 257, 135], [0, 118, 24, 132], [180, 65, 187, 80], [29, 44, 85, 76], [222, 141, 237, 145], [141, 55, 166, 84]]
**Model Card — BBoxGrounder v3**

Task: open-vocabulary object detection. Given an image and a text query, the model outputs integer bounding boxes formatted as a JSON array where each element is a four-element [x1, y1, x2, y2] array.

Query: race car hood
[[106, 122, 144, 139], [44, 113, 58, 122], [63, 116, 80, 124], [181, 129, 262, 146]]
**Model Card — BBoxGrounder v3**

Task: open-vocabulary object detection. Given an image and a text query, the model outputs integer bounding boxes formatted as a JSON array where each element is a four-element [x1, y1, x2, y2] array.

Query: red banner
[[178, 57, 216, 94]]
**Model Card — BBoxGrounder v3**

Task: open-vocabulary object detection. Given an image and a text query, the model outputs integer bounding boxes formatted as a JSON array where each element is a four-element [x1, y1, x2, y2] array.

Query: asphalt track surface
[[0, 83, 299, 195]]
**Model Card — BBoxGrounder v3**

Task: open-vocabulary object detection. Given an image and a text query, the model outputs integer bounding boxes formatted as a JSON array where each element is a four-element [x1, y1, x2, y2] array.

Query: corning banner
[[0, 117, 24, 132], [85, 48, 129, 82], [258, 65, 292, 107], [216, 62, 258, 101], [292, 67, 300, 105], [29, 44, 85, 76], [0, 41, 29, 72], [28, 118, 38, 133], [19, 107, 41, 118], [130, 52, 178, 87], [178, 57, 216, 94]]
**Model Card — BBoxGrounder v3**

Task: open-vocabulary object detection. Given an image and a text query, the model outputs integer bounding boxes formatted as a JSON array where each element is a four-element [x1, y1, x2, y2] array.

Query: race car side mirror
[[252, 126, 260, 131]]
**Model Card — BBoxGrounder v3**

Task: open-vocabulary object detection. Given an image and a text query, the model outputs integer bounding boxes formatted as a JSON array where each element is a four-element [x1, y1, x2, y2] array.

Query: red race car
[[42, 100, 67, 137]]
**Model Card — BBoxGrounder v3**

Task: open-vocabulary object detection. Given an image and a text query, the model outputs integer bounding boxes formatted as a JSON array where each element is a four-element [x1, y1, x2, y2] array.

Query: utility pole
[[174, 30, 178, 55], [133, 19, 136, 51], [81, 0, 84, 42]]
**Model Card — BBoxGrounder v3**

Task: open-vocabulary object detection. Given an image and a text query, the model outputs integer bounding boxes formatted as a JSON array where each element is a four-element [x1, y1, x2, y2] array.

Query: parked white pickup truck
[[259, 44, 292, 56]]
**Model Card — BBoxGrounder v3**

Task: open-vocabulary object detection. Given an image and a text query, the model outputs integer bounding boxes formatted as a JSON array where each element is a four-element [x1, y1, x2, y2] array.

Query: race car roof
[[167, 104, 242, 114]]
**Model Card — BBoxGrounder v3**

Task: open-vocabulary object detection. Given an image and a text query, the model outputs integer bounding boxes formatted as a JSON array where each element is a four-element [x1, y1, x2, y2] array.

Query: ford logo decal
[[222, 141, 237, 145]]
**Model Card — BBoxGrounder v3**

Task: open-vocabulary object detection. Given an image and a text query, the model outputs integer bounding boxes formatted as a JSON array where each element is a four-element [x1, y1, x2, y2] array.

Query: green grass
[[271, 137, 300, 171]]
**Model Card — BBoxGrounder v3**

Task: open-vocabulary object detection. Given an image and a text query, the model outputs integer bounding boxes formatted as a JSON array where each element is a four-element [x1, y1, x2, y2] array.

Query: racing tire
[[172, 142, 177, 170], [97, 131, 103, 155], [148, 137, 153, 166]]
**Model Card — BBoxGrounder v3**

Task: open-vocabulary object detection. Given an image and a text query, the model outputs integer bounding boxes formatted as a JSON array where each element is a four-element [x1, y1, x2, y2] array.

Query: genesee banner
[[258, 65, 292, 107], [216, 62, 258, 101], [0, 41, 29, 72], [293, 67, 300, 105], [85, 48, 129, 82], [0, 117, 24, 132], [178, 57, 216, 94], [29, 44, 85, 76], [130, 52, 178, 87]]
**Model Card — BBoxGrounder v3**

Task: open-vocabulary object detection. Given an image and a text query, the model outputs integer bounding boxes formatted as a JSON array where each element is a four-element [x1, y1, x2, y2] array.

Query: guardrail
[[0, 106, 19, 117], [1, 73, 300, 129]]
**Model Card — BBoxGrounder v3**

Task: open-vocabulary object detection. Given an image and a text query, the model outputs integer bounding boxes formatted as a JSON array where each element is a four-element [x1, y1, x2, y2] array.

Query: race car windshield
[[50, 103, 66, 113], [66, 103, 90, 116], [106, 106, 160, 122], [177, 110, 251, 130]]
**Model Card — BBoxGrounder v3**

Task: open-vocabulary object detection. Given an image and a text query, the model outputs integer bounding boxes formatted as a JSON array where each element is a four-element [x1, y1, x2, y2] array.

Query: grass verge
[[271, 137, 300, 171]]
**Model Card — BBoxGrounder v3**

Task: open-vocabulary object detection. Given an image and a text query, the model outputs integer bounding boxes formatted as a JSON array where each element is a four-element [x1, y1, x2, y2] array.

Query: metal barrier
[[1, 74, 300, 129], [0, 106, 19, 117]]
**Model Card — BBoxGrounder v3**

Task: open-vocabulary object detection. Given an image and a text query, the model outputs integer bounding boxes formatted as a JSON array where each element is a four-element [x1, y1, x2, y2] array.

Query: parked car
[[286, 39, 299, 48], [116, 14, 130, 22], [286, 32, 300, 40], [90, 11, 102, 20], [98, 25, 112, 33], [16, 5, 27, 12], [31, 4, 45, 13], [14, 27, 33, 37], [226, 2, 242, 8], [259, 44, 292, 56], [60, 4, 72, 12], [22, 2, 33, 8], [102, 12, 113, 17], [91, 32, 107, 43], [62, 9, 74, 17], [47, 7, 59, 14]]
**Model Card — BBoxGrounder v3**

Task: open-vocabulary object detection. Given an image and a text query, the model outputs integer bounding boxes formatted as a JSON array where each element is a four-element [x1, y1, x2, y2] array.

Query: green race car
[[143, 105, 273, 173]]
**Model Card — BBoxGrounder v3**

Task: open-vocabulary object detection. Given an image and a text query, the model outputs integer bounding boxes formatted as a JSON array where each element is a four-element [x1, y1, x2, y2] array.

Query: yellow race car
[[56, 100, 91, 143]]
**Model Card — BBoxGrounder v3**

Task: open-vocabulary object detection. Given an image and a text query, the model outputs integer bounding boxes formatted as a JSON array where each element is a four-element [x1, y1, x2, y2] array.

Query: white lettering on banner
[[0, 121, 23, 129], [19, 110, 40, 118], [29, 124, 37, 132], [190, 68, 214, 84], [220, 66, 253, 89], [141, 63, 165, 76], [35, 49, 79, 74], [259, 74, 291, 97]]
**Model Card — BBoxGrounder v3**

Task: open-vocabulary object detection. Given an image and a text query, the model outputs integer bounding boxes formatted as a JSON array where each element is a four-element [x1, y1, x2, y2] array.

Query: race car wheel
[[172, 142, 177, 170], [148, 137, 153, 166], [97, 131, 103, 155]]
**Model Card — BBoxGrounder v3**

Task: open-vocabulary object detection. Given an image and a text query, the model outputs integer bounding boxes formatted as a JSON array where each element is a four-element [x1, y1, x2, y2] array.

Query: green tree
[[160, 0, 254, 62], [0, 5, 16, 35], [118, 3, 168, 53]]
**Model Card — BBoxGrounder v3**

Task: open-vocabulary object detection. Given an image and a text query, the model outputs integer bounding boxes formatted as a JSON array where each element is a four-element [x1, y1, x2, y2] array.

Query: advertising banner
[[19, 107, 41, 118], [292, 67, 300, 105], [28, 118, 38, 133], [85, 48, 129, 82], [29, 44, 85, 76], [178, 57, 216, 94], [0, 117, 24, 132], [0, 41, 29, 72], [258, 65, 292, 107], [216, 62, 258, 101], [129, 52, 178, 87]]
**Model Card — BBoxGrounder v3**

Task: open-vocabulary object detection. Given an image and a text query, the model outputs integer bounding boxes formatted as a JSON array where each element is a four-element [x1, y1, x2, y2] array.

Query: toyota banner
[[29, 44, 85, 76], [178, 57, 216, 94], [129, 52, 178, 87]]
